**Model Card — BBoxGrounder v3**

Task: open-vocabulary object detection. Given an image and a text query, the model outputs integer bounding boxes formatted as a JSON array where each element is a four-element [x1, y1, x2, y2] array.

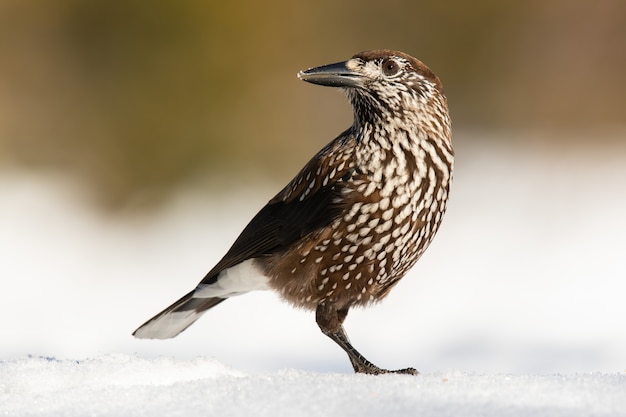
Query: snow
[[1, 354, 624, 417], [1, 135, 626, 415]]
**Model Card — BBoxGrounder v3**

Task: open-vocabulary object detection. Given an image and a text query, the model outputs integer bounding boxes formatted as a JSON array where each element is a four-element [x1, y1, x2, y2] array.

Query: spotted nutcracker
[[133, 50, 454, 375]]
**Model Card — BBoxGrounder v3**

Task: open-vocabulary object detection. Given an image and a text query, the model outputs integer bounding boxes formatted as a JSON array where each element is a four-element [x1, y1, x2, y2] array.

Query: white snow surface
[[1, 354, 624, 417], [1, 135, 626, 415]]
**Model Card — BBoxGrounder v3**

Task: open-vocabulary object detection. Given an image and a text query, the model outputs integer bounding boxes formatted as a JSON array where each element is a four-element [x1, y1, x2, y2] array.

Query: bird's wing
[[200, 133, 357, 284]]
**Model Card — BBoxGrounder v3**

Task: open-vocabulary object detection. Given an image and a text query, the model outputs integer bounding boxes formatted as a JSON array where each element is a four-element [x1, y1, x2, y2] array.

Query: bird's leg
[[316, 303, 418, 375], [334, 307, 368, 372]]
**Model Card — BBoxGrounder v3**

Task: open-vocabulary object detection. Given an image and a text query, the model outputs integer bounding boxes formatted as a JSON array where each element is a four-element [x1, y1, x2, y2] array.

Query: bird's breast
[[265, 140, 451, 310]]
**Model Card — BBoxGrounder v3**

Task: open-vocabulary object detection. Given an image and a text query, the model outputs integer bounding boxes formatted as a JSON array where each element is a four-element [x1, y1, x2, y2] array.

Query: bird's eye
[[381, 59, 400, 76]]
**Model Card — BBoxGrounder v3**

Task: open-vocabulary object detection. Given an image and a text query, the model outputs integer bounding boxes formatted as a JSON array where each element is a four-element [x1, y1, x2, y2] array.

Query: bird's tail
[[133, 291, 225, 339]]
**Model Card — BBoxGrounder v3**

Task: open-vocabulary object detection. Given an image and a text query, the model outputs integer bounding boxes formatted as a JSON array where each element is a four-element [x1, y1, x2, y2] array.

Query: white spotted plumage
[[133, 50, 452, 376]]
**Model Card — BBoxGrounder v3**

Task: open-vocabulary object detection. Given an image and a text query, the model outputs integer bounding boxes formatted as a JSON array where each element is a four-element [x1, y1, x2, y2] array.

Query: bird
[[133, 49, 453, 375]]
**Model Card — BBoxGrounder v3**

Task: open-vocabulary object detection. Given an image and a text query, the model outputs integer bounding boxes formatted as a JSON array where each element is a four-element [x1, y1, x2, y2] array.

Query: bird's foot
[[389, 367, 419, 375], [353, 362, 419, 375]]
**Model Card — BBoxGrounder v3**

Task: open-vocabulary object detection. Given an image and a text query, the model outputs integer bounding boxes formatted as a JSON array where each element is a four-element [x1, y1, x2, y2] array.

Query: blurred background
[[1, 0, 625, 374]]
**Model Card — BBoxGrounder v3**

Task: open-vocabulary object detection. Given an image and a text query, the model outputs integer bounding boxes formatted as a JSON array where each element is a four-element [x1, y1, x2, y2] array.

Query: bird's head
[[298, 50, 450, 140]]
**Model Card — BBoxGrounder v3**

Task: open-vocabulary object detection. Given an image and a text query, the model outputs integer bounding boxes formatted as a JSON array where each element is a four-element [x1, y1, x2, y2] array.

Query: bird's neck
[[352, 112, 451, 156], [351, 98, 453, 189], [349, 93, 451, 154]]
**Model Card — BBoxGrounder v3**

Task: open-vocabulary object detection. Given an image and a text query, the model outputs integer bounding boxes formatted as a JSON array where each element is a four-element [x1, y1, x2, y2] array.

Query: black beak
[[297, 61, 363, 88]]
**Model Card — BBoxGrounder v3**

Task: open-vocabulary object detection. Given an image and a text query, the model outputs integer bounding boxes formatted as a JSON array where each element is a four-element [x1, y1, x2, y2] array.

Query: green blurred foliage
[[0, 0, 624, 209]]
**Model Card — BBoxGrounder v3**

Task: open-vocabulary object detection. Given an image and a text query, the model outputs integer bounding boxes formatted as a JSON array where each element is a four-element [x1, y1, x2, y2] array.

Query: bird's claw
[[354, 363, 419, 376]]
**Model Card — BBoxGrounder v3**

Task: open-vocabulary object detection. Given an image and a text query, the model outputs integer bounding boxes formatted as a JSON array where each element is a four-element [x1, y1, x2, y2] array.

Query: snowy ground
[[1, 354, 625, 417], [1, 135, 626, 415]]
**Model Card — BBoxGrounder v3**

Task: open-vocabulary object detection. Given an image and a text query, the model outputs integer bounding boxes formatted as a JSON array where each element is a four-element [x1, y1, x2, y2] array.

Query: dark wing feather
[[200, 133, 356, 284]]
